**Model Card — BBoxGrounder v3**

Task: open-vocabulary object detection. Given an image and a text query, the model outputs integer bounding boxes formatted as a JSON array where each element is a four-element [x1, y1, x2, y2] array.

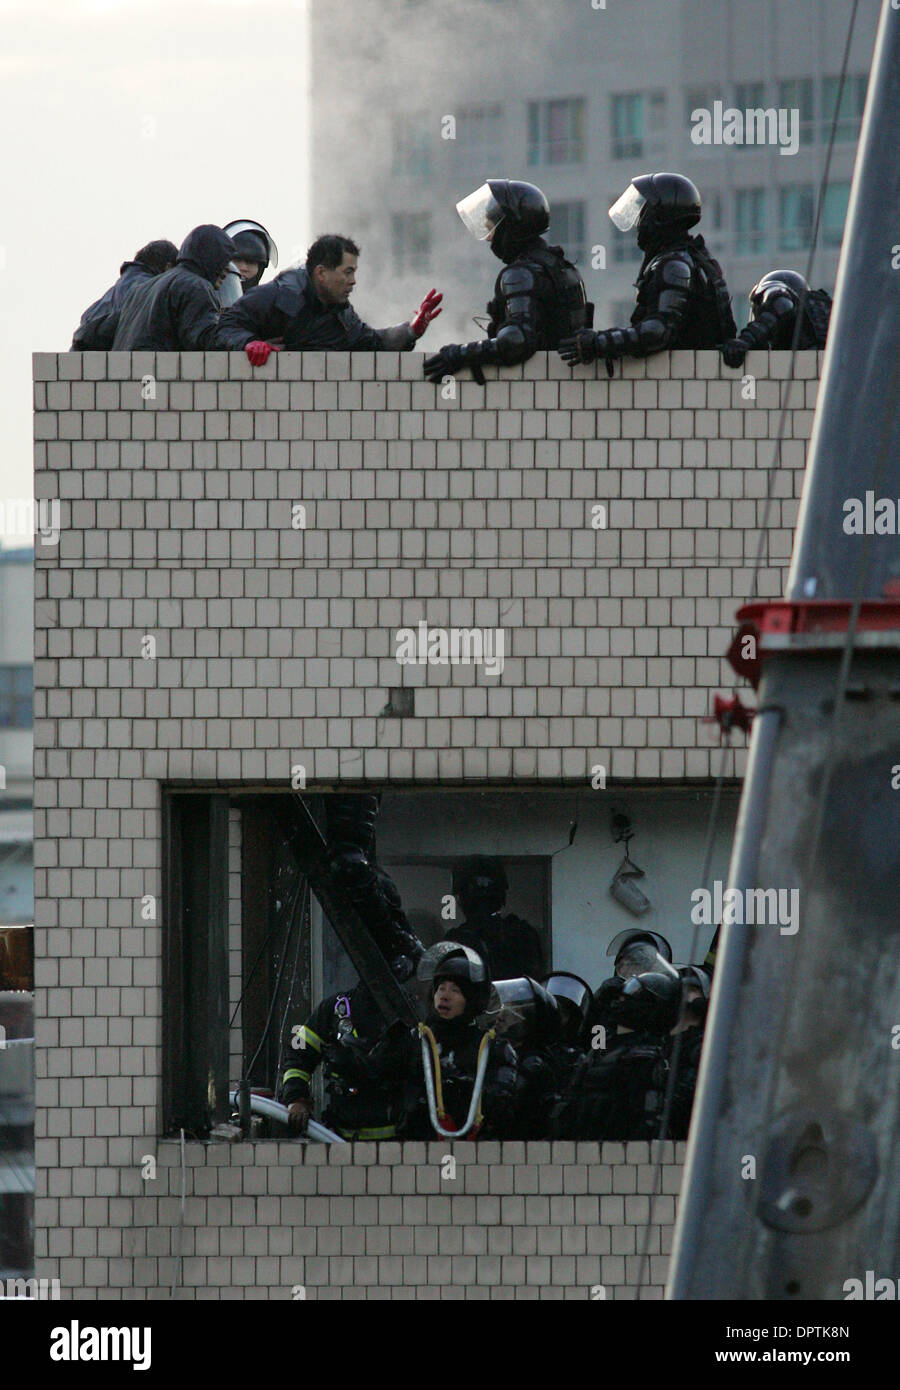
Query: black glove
[[424, 343, 488, 385], [424, 344, 466, 382], [722, 338, 748, 369], [558, 330, 598, 365], [559, 329, 616, 376]]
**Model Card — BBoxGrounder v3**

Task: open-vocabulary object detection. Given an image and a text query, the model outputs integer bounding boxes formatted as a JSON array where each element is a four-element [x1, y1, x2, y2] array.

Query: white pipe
[[228, 1088, 343, 1143]]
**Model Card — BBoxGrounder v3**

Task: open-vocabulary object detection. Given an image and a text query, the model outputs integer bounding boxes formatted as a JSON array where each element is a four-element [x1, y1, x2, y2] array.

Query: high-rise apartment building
[[310, 0, 879, 341]]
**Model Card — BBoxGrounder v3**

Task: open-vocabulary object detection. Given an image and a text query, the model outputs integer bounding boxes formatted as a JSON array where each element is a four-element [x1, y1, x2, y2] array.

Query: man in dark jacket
[[71, 239, 177, 349], [111, 225, 237, 350], [216, 233, 442, 364], [424, 179, 591, 383]]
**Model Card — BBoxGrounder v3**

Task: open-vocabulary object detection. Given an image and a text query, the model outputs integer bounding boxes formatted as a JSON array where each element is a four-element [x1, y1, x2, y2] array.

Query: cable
[[273, 879, 310, 1094], [749, 0, 862, 599], [243, 873, 305, 1082], [634, 739, 734, 1295]]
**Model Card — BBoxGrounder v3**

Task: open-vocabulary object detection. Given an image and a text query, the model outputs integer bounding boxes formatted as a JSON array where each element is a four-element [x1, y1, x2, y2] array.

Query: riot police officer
[[407, 945, 518, 1139], [282, 981, 410, 1140], [721, 269, 831, 367], [443, 856, 544, 981], [559, 172, 736, 372], [424, 179, 591, 383], [502, 973, 591, 1139], [323, 792, 423, 978], [665, 964, 711, 1139], [554, 956, 682, 1141], [219, 219, 279, 308]]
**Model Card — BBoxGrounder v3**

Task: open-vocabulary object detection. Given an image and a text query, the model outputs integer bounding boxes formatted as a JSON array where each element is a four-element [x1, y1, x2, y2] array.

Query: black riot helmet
[[220, 219, 279, 305], [452, 856, 509, 918], [612, 969, 683, 1034], [419, 942, 491, 1017], [607, 928, 674, 979], [491, 976, 561, 1047], [457, 179, 550, 263], [542, 972, 592, 1043], [750, 268, 809, 309], [610, 172, 701, 252]]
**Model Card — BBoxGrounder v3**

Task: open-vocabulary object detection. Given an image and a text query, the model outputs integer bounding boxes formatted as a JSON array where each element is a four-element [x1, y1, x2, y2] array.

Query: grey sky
[[1, 0, 310, 531]]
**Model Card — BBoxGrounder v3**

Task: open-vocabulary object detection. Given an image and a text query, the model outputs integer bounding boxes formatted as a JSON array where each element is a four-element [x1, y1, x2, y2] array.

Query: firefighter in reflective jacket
[[282, 982, 409, 1140]]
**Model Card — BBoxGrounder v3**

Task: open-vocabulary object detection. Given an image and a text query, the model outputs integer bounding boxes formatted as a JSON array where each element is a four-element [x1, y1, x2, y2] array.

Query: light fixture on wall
[[608, 810, 651, 917]]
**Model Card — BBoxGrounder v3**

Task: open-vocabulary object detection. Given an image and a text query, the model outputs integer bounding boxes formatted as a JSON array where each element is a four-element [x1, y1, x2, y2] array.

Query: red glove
[[410, 288, 443, 338], [245, 340, 280, 367]]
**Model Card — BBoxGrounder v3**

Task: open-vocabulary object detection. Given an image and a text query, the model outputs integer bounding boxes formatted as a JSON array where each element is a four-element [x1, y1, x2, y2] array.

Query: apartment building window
[[734, 189, 767, 255], [734, 83, 765, 151], [778, 78, 814, 146], [451, 104, 504, 172], [392, 112, 432, 178], [778, 186, 814, 252], [822, 183, 851, 249], [391, 212, 432, 274], [550, 201, 587, 263], [822, 75, 867, 142], [611, 94, 643, 160], [527, 98, 585, 166], [685, 84, 722, 141], [0, 666, 32, 728]]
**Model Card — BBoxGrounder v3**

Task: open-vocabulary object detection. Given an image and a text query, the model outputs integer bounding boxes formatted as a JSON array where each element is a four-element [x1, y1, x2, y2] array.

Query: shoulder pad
[[499, 264, 537, 295], [659, 256, 693, 289]]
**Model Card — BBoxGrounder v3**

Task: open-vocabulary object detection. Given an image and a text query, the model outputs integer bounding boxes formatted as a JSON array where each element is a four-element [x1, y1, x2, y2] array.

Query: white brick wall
[[32, 349, 818, 1298]]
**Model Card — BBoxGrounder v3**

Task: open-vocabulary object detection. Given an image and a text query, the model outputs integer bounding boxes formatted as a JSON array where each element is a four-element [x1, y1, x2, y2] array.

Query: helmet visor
[[609, 183, 647, 232], [223, 220, 278, 272], [218, 263, 243, 309], [456, 183, 505, 241]]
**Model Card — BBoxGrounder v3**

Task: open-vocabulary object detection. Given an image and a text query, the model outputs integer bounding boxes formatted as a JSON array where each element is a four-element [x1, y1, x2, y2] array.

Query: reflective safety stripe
[[298, 1026, 324, 1054], [283, 1068, 312, 1084], [335, 1124, 396, 1141]]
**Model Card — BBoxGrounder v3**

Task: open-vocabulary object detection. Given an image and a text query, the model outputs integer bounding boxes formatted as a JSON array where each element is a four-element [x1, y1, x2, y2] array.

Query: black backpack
[[801, 288, 832, 348]]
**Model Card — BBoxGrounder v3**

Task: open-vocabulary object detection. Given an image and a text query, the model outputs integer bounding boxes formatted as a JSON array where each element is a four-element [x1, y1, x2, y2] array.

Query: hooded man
[[216, 233, 442, 364], [111, 224, 237, 351], [559, 172, 736, 372], [424, 178, 591, 383], [71, 239, 178, 350]]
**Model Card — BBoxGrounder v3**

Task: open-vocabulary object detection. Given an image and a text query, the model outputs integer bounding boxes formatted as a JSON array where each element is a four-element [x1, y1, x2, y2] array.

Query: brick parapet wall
[[31, 349, 819, 1298]]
